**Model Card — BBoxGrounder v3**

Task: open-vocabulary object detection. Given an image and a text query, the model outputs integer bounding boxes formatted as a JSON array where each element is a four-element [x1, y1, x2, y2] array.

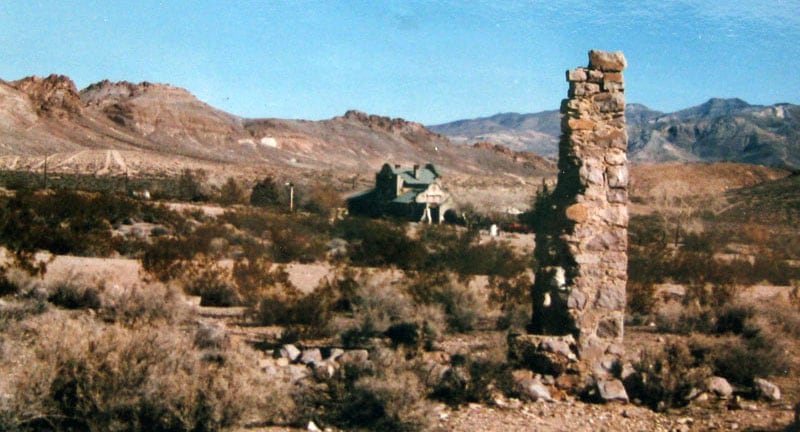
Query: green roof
[[392, 190, 419, 204]]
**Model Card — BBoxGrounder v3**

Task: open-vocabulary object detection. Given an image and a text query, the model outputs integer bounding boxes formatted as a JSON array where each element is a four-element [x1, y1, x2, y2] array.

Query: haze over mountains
[[429, 99, 800, 169], [1, 73, 798, 180]]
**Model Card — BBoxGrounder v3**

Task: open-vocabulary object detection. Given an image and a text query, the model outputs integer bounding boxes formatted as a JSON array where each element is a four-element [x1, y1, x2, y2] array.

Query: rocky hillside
[[430, 99, 800, 168], [0, 74, 552, 179]]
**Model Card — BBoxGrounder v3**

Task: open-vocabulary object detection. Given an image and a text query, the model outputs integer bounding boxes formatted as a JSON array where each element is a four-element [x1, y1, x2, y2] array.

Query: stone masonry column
[[512, 51, 628, 388]]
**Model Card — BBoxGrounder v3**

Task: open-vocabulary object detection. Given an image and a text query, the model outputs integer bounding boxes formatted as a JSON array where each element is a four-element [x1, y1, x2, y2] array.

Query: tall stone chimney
[[511, 50, 629, 388]]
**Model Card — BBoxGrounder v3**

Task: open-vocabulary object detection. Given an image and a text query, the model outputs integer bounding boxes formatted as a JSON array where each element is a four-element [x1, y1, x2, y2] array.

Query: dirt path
[[111, 149, 127, 172], [96, 149, 113, 175]]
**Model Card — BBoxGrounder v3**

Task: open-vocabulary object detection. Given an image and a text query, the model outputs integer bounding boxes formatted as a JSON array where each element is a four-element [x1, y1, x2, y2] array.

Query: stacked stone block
[[525, 50, 629, 382]]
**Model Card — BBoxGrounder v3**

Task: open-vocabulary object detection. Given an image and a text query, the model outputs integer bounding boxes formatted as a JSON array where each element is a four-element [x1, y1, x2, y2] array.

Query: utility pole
[[285, 182, 294, 212], [43, 154, 48, 189]]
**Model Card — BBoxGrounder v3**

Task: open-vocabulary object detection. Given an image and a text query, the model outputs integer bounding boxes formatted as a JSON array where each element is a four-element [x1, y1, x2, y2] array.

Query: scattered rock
[[338, 349, 370, 365], [706, 376, 733, 398], [516, 378, 553, 402], [597, 379, 629, 403], [300, 348, 323, 365], [753, 378, 781, 401], [327, 348, 345, 361], [280, 344, 301, 362]]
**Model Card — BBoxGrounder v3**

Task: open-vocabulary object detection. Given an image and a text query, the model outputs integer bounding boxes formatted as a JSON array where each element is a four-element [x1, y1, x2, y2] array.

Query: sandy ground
[[39, 254, 335, 293]]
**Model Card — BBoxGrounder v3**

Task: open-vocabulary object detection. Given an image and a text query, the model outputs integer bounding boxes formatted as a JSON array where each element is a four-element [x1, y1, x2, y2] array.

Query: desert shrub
[[627, 280, 658, 319], [220, 208, 272, 235], [336, 273, 449, 350], [626, 341, 711, 411], [250, 175, 283, 208], [223, 209, 329, 263], [268, 215, 328, 263], [749, 250, 796, 285], [0, 311, 270, 432], [628, 242, 669, 286], [296, 350, 430, 432], [100, 282, 192, 326], [713, 303, 757, 335], [449, 240, 528, 278], [233, 252, 331, 332], [300, 182, 343, 216], [257, 286, 336, 338], [348, 276, 415, 337], [141, 221, 237, 282], [335, 217, 424, 269], [655, 303, 715, 334], [488, 273, 532, 330], [181, 258, 240, 307], [141, 236, 193, 281], [177, 168, 208, 202], [231, 247, 294, 301], [0, 188, 182, 259], [316, 266, 361, 313], [430, 355, 512, 407], [690, 331, 790, 387], [216, 176, 247, 206], [0, 267, 42, 298], [406, 272, 484, 333], [46, 277, 102, 310], [416, 225, 529, 278]]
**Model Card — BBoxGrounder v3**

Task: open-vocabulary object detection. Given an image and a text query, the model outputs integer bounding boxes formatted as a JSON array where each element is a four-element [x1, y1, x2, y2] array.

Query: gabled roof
[[393, 164, 439, 186]]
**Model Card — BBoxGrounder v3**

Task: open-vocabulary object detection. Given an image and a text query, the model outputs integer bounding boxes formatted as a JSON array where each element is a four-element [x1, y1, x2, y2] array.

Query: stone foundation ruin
[[510, 50, 629, 392]]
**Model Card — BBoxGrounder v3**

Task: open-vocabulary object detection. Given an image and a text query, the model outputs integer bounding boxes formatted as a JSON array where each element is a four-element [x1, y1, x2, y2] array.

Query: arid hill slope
[[0, 74, 553, 179]]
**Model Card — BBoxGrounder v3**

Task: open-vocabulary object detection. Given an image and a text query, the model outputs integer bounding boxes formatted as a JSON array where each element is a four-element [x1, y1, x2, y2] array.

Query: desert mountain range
[[431, 99, 800, 169], [0, 74, 551, 180], [1, 73, 797, 183]]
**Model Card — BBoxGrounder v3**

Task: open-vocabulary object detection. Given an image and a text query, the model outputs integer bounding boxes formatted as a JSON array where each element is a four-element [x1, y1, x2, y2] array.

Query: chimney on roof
[[413, 164, 419, 178]]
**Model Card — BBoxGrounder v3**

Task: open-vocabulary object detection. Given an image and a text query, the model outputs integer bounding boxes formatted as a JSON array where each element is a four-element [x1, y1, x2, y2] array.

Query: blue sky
[[1, 1, 798, 124]]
